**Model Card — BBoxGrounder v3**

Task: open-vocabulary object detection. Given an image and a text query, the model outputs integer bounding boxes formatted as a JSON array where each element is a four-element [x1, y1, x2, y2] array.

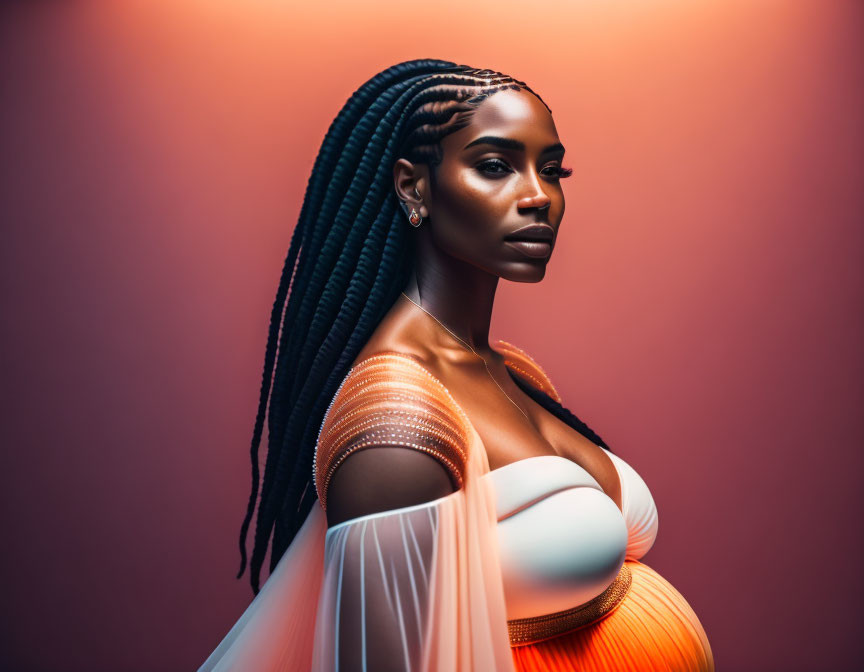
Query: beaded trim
[[493, 339, 563, 404], [312, 353, 472, 510], [507, 563, 633, 646], [312, 346, 560, 508]]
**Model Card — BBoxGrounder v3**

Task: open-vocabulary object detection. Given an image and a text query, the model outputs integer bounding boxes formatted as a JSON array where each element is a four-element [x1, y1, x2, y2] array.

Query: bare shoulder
[[351, 328, 438, 370]]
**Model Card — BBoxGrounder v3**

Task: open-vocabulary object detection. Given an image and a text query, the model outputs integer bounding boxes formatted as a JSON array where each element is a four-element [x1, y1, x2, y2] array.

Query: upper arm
[[314, 353, 471, 527], [326, 446, 456, 527], [311, 354, 475, 670]]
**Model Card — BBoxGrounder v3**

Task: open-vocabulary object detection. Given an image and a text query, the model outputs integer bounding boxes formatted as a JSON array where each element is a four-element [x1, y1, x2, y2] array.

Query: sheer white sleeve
[[313, 490, 506, 671], [198, 353, 516, 671], [311, 353, 514, 671]]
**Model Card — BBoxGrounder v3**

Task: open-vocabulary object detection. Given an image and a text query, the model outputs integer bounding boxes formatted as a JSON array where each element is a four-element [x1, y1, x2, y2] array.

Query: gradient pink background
[[1, 1, 862, 670]]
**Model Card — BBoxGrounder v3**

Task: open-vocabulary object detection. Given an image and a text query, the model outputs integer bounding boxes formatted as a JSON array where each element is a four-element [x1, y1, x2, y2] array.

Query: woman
[[199, 59, 714, 671]]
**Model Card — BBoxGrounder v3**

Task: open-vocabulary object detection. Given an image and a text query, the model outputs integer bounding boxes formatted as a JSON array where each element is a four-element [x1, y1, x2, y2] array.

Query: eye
[[540, 163, 574, 180], [475, 158, 513, 176]]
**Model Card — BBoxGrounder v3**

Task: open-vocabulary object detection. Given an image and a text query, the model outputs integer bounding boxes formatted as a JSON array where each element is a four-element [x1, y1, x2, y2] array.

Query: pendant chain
[[400, 291, 530, 421]]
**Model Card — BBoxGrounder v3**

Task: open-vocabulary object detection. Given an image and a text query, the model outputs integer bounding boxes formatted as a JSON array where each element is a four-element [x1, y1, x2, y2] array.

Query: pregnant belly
[[496, 486, 629, 620], [510, 560, 716, 672]]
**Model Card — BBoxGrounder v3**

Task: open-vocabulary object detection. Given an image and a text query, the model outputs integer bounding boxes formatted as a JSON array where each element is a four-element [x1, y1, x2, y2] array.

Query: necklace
[[400, 291, 530, 421]]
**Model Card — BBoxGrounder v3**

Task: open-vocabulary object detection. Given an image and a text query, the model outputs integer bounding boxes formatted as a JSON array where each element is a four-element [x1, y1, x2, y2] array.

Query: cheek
[[435, 171, 510, 232], [551, 190, 565, 223]]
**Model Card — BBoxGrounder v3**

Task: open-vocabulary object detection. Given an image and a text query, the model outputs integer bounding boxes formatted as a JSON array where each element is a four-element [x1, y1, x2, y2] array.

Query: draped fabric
[[200, 351, 513, 671], [198, 341, 714, 671], [311, 351, 513, 671], [197, 504, 326, 671]]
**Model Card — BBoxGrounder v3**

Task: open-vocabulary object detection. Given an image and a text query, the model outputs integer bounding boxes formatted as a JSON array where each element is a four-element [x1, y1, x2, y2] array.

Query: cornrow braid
[[236, 58, 604, 595]]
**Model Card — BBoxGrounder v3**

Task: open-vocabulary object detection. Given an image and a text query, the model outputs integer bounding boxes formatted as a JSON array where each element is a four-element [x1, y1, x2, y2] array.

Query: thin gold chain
[[400, 291, 530, 421]]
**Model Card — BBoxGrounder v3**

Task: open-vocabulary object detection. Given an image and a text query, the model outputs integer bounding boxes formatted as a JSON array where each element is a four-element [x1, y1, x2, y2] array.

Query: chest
[[452, 371, 623, 509]]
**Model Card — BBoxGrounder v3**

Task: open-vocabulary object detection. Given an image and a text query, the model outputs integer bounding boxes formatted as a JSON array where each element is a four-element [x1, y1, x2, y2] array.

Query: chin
[[501, 261, 548, 283]]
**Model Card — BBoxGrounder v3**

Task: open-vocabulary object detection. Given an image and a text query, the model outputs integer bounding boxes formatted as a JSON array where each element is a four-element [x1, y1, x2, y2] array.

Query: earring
[[408, 207, 422, 227]]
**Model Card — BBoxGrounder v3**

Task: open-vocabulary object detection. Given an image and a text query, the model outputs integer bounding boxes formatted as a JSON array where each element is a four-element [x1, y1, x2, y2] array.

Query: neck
[[403, 245, 498, 356]]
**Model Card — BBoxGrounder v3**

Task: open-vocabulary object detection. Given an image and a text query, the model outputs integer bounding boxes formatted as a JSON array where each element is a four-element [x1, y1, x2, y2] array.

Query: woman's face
[[406, 88, 569, 283]]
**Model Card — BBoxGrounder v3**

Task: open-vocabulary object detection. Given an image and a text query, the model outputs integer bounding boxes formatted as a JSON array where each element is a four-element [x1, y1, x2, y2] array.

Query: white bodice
[[484, 448, 659, 620]]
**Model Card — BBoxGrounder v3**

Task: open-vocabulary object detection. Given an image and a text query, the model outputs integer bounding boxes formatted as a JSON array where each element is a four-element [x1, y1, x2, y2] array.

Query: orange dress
[[198, 341, 714, 671]]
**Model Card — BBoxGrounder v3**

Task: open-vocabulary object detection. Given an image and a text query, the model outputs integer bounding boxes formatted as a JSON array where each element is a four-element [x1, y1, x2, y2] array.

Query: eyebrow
[[463, 135, 565, 154]]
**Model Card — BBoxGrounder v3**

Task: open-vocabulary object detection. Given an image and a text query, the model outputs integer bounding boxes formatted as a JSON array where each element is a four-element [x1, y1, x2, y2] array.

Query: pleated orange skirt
[[511, 560, 715, 672]]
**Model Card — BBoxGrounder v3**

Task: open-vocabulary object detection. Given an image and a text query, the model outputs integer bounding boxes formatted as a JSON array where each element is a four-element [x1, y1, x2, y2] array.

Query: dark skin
[[327, 89, 622, 532]]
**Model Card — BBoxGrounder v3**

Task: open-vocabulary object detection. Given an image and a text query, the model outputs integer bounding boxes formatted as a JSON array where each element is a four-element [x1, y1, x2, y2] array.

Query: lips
[[503, 223, 555, 259], [503, 223, 555, 244]]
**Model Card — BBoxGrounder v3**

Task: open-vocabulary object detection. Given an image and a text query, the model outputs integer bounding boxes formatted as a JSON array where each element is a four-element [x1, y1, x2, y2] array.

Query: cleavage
[[461, 390, 561, 472]]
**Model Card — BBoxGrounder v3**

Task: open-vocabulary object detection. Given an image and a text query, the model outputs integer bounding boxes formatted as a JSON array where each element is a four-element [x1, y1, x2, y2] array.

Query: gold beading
[[313, 353, 471, 510], [507, 563, 633, 646]]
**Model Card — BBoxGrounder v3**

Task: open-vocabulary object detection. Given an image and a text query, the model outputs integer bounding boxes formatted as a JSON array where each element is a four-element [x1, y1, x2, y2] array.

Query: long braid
[[264, 197, 401, 574], [238, 59, 592, 594], [234, 63, 428, 579], [251, 78, 435, 582], [244, 64, 439, 571], [271, 204, 404, 572], [254, 71, 511, 582], [509, 373, 612, 451], [259, 67, 439, 519], [247, 65, 462, 590]]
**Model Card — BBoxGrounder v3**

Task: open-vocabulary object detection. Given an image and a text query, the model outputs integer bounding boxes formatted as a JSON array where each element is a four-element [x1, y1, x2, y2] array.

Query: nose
[[517, 173, 552, 211], [517, 193, 551, 210]]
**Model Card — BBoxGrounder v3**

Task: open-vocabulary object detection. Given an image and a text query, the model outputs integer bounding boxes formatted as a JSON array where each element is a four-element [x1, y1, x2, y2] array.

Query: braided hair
[[236, 58, 608, 594]]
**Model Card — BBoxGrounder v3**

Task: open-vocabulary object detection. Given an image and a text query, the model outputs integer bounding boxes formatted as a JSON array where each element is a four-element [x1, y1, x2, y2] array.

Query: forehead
[[446, 88, 559, 150]]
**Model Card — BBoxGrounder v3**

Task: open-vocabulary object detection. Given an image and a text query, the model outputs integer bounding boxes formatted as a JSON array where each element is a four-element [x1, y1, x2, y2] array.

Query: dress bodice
[[485, 450, 658, 620]]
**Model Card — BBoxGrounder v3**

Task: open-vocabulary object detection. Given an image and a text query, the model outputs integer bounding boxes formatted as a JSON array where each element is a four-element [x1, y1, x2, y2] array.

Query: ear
[[393, 159, 430, 218]]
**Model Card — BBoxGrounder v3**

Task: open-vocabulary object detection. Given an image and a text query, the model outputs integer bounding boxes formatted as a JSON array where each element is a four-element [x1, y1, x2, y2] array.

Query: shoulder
[[493, 339, 562, 403], [313, 352, 471, 521]]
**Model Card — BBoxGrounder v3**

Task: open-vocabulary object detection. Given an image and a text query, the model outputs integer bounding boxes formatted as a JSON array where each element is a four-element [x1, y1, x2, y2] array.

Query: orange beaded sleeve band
[[493, 339, 563, 404], [313, 352, 472, 511]]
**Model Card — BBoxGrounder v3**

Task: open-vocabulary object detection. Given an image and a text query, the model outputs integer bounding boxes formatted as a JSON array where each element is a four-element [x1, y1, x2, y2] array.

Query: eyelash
[[543, 166, 574, 179], [476, 158, 573, 180]]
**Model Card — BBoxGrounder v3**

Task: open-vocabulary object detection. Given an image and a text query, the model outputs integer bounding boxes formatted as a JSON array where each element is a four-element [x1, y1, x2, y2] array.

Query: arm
[[322, 446, 458, 672], [326, 446, 456, 527], [312, 354, 472, 672]]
